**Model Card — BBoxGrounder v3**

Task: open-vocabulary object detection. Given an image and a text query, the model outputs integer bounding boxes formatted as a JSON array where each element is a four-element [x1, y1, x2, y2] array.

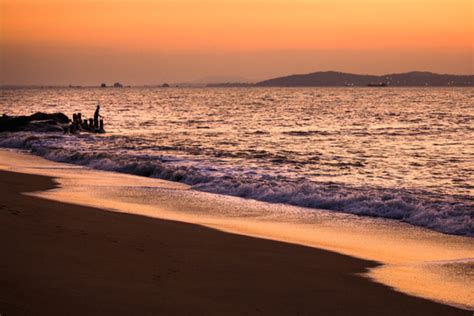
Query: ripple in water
[[0, 87, 473, 235]]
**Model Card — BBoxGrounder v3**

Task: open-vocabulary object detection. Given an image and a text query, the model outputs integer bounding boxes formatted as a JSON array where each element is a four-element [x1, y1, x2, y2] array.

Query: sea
[[1, 87, 472, 236]]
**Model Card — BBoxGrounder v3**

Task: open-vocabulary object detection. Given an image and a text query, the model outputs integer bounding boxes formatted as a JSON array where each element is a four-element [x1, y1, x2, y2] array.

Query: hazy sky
[[1, 0, 472, 85]]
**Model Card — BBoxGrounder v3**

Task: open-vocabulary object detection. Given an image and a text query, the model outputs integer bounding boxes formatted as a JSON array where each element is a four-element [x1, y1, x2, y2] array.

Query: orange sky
[[1, 0, 472, 84]]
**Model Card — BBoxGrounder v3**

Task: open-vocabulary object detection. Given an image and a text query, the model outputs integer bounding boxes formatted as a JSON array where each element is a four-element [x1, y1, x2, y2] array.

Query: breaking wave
[[1, 131, 472, 236]]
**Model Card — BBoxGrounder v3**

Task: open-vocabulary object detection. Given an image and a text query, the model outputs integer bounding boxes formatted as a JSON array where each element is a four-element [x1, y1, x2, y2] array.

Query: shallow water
[[0, 87, 473, 235]]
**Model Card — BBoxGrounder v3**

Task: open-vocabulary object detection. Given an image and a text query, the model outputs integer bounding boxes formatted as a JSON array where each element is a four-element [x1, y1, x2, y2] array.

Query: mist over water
[[1, 87, 473, 236]]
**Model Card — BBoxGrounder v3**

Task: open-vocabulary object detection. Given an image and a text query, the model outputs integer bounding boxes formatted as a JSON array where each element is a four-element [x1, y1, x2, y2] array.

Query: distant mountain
[[256, 71, 473, 87]]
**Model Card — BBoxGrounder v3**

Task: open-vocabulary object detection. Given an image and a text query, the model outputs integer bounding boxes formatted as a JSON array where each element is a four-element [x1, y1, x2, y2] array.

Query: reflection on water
[[371, 259, 473, 310], [0, 87, 472, 235]]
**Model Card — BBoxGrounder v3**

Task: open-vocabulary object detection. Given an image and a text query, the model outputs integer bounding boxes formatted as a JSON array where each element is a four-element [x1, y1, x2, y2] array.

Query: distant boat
[[367, 82, 388, 87]]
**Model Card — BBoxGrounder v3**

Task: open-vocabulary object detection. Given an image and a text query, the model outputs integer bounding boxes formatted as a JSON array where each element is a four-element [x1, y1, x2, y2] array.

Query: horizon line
[[1, 70, 473, 87]]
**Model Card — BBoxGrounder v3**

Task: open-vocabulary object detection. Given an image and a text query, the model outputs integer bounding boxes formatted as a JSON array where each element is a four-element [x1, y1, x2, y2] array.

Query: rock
[[29, 112, 69, 124], [0, 112, 70, 133]]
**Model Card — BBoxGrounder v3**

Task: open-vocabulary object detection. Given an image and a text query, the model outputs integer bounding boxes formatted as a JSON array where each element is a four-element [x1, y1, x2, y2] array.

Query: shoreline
[[0, 169, 469, 315], [0, 149, 472, 313]]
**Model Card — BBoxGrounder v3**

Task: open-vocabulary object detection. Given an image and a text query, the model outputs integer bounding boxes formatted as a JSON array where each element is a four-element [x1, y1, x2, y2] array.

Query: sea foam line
[[0, 131, 472, 236]]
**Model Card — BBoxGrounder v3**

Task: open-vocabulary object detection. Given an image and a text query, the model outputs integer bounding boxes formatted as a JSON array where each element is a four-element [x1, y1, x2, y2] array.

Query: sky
[[0, 0, 472, 85]]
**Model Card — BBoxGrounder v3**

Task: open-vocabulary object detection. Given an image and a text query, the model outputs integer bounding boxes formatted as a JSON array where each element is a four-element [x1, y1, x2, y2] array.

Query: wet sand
[[0, 170, 469, 315]]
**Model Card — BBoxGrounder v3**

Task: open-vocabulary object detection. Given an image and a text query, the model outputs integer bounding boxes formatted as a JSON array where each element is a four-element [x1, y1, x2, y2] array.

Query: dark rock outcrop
[[0, 112, 70, 133]]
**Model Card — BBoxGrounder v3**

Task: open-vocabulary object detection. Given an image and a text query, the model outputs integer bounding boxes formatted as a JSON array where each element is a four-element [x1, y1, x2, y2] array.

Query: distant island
[[255, 71, 473, 87], [205, 71, 472, 87]]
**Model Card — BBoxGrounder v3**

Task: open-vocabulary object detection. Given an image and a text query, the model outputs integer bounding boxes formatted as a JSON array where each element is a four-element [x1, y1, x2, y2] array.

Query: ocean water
[[1, 87, 473, 236]]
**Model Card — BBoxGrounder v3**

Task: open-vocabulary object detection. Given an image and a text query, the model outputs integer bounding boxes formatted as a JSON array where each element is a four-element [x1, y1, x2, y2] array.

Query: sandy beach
[[2, 0, 472, 314], [0, 167, 470, 315]]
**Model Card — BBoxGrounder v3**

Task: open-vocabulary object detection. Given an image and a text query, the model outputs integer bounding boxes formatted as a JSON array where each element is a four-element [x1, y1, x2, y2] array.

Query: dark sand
[[0, 170, 468, 315]]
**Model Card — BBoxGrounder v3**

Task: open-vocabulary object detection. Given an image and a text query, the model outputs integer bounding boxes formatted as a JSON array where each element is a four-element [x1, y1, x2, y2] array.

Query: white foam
[[1, 131, 472, 236]]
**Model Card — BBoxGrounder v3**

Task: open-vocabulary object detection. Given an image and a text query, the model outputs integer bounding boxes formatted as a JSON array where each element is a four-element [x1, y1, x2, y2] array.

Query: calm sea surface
[[1, 87, 473, 235]]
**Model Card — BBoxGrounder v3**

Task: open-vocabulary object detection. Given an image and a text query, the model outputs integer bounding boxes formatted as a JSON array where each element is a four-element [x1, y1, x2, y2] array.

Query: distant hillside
[[256, 71, 473, 87]]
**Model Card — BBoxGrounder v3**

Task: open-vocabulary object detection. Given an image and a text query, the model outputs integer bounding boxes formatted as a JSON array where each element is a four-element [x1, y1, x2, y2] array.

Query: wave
[[1, 131, 472, 236]]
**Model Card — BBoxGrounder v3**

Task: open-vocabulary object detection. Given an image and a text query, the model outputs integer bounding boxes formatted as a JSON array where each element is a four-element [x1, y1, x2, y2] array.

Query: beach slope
[[0, 170, 468, 315]]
